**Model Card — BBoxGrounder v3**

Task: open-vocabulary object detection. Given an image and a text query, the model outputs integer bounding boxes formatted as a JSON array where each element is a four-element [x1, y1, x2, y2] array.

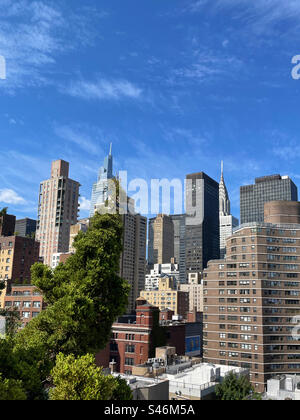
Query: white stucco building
[[145, 261, 180, 291]]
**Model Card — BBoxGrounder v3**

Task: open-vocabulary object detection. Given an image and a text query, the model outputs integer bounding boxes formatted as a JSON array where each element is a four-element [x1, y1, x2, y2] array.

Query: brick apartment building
[[96, 298, 203, 374], [203, 201, 300, 392], [4, 285, 45, 328], [140, 276, 189, 318], [96, 298, 188, 374], [0, 236, 40, 308]]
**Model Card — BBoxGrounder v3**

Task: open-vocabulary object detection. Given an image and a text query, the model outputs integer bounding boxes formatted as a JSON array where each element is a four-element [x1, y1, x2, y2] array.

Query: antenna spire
[[109, 143, 112, 156]]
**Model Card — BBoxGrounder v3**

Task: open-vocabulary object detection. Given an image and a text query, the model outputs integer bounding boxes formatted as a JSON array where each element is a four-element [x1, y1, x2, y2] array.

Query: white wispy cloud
[[79, 197, 91, 212], [163, 127, 208, 146], [266, 130, 300, 161], [54, 125, 102, 156], [0, 188, 26, 204], [186, 0, 300, 35], [63, 78, 143, 101], [273, 145, 300, 160], [170, 51, 243, 85], [0, 0, 104, 92]]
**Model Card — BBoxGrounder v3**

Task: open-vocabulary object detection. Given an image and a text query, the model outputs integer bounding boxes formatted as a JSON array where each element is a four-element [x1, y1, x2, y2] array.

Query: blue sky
[[0, 0, 300, 221]]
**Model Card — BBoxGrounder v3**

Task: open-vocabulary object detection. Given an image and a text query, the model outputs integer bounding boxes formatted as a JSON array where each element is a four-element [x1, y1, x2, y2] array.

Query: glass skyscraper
[[90, 144, 113, 217], [185, 172, 220, 276], [240, 174, 298, 225]]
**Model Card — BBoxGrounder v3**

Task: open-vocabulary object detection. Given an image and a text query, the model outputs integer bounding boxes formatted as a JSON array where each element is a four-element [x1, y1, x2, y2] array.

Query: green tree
[[0, 334, 51, 400], [0, 373, 26, 401], [0, 207, 8, 232], [0, 207, 8, 217], [215, 372, 261, 401], [49, 353, 132, 401], [0, 307, 21, 338], [3, 211, 129, 399]]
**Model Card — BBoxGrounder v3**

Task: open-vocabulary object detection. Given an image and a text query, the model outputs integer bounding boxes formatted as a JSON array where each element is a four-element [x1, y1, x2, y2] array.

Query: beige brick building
[[180, 273, 204, 313], [69, 218, 90, 253], [203, 201, 300, 393], [148, 214, 174, 267], [36, 160, 80, 267], [141, 276, 189, 318]]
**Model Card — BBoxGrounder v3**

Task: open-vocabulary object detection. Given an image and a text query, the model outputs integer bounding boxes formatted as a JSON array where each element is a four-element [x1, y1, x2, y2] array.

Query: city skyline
[[0, 0, 300, 222]]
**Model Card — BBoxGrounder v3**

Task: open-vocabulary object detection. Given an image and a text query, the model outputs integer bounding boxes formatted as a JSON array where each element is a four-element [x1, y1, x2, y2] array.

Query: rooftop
[[233, 221, 300, 233], [264, 375, 300, 401], [162, 363, 249, 399]]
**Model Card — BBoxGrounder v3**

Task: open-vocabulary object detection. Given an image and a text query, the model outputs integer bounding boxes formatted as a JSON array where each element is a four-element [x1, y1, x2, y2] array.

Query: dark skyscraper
[[0, 212, 16, 237], [170, 214, 186, 284], [240, 175, 298, 225], [185, 172, 220, 276], [15, 218, 36, 238]]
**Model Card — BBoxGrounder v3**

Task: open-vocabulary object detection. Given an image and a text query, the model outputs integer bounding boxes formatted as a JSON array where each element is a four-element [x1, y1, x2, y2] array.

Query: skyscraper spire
[[90, 145, 114, 217], [219, 161, 230, 216]]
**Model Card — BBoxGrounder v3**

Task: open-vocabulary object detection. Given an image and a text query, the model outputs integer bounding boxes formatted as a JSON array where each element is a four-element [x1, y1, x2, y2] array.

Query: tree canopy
[[0, 207, 8, 217], [49, 353, 132, 401], [0, 212, 131, 400], [215, 372, 261, 401], [0, 374, 26, 401]]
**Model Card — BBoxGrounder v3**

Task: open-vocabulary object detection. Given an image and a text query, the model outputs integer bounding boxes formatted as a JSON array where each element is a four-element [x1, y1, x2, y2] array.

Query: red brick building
[[96, 299, 186, 374], [0, 236, 40, 309], [4, 285, 45, 328], [0, 236, 40, 284]]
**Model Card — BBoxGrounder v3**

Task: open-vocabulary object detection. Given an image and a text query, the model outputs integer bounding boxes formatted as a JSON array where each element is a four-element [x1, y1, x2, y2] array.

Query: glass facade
[[90, 144, 113, 217], [240, 175, 298, 225], [185, 172, 220, 276]]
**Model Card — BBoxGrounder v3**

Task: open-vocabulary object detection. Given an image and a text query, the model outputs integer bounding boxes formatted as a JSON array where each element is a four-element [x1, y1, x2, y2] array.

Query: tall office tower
[[219, 162, 239, 259], [120, 213, 147, 314], [0, 212, 16, 237], [36, 160, 80, 267], [15, 218, 36, 238], [170, 214, 186, 284], [90, 144, 114, 217], [185, 172, 220, 276], [148, 214, 174, 267], [0, 236, 40, 308], [240, 174, 298, 225], [203, 200, 300, 393]]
